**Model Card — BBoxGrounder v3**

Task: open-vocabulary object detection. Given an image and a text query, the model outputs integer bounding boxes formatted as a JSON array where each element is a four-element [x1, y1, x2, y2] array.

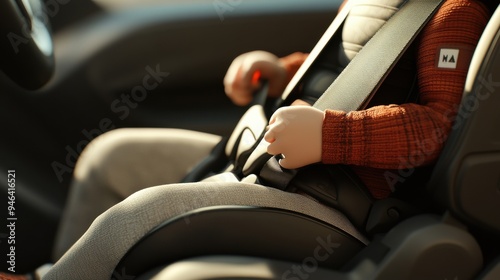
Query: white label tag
[[438, 48, 459, 69]]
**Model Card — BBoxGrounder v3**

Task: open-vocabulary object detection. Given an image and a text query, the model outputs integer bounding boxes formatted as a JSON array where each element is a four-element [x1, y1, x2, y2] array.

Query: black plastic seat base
[[134, 215, 484, 280], [115, 206, 366, 278]]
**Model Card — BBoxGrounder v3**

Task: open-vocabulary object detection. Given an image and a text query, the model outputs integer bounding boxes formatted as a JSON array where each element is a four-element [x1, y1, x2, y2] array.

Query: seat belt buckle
[[258, 156, 298, 191]]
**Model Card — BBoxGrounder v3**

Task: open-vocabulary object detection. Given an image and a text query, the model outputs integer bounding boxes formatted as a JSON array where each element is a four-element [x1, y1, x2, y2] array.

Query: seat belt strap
[[279, 0, 355, 102], [258, 0, 445, 190], [313, 0, 444, 112]]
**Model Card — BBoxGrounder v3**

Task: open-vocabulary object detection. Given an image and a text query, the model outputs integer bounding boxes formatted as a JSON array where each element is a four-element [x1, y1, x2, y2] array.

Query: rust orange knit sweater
[[279, 0, 491, 199]]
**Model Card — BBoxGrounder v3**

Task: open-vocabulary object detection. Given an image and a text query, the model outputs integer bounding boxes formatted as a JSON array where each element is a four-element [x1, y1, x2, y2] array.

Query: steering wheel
[[0, 0, 54, 90]]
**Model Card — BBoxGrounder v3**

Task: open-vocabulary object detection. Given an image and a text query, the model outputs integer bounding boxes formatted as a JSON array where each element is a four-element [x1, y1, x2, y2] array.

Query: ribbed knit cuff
[[322, 109, 348, 164]]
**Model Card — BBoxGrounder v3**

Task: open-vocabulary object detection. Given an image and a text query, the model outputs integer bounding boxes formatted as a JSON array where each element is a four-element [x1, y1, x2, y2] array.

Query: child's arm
[[321, 0, 490, 170], [264, 0, 490, 171]]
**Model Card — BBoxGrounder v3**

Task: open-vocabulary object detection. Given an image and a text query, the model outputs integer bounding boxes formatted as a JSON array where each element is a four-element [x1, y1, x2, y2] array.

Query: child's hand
[[264, 106, 324, 169], [224, 51, 287, 106]]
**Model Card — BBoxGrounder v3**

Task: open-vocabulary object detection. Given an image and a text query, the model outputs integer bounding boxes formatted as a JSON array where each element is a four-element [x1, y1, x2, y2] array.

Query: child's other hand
[[264, 106, 324, 169], [224, 51, 287, 106]]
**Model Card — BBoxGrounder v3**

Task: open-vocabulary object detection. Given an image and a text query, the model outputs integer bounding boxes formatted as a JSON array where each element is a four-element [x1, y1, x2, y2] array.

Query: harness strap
[[258, 0, 445, 234], [313, 0, 444, 112]]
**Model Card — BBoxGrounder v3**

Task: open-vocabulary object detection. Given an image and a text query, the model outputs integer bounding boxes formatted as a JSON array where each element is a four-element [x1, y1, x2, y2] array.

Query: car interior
[[0, 0, 338, 273], [0, 0, 499, 279]]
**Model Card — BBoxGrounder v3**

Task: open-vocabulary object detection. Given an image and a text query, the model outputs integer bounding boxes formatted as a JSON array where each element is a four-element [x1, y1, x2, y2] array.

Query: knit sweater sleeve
[[321, 0, 490, 169]]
